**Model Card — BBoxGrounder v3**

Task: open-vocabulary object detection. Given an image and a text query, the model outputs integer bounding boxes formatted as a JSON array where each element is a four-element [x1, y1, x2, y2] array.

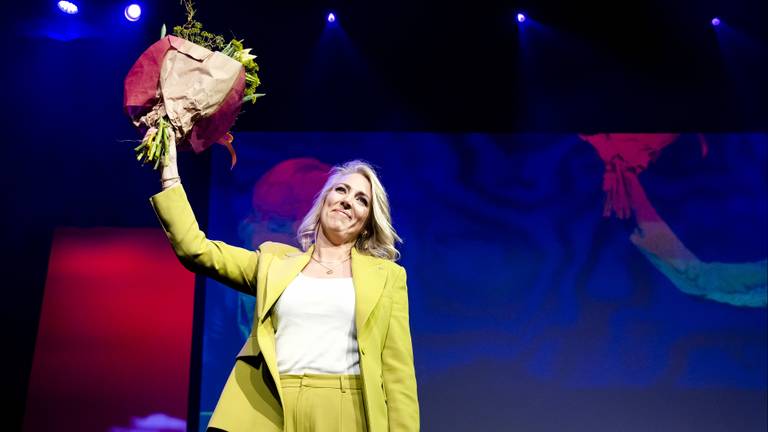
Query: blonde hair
[[297, 160, 402, 261]]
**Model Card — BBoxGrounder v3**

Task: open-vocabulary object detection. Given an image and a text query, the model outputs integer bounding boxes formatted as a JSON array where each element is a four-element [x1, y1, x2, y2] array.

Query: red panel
[[24, 228, 195, 432]]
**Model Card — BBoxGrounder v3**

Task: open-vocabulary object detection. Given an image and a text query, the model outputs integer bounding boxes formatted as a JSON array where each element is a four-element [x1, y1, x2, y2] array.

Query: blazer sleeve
[[382, 266, 420, 431], [149, 184, 259, 295]]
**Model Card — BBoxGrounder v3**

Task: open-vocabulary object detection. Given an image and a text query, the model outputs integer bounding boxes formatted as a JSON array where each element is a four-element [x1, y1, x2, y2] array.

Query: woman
[[149, 142, 419, 431]]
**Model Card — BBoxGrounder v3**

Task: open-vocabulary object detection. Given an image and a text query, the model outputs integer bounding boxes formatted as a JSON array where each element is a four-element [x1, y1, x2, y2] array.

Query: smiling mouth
[[333, 209, 352, 219]]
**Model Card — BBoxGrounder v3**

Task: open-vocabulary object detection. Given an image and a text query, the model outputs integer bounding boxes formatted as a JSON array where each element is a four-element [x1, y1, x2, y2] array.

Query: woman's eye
[[335, 186, 346, 193], [357, 197, 368, 206]]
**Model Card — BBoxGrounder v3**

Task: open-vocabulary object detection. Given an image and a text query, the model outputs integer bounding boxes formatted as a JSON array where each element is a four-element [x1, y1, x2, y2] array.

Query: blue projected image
[[197, 133, 766, 431]]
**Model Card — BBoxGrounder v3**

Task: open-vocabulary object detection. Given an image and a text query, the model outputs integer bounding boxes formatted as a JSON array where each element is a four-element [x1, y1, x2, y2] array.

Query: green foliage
[[171, 0, 263, 104], [172, 19, 226, 51]]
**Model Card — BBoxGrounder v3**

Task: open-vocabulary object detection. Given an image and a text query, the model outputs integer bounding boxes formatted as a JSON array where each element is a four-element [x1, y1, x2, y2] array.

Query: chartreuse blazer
[[150, 184, 419, 431]]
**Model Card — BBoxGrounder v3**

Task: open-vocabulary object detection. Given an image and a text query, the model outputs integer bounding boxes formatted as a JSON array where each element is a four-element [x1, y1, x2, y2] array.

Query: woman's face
[[320, 173, 372, 244]]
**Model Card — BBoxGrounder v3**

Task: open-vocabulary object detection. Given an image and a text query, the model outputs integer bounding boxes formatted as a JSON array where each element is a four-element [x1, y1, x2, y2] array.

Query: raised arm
[[148, 141, 258, 295]]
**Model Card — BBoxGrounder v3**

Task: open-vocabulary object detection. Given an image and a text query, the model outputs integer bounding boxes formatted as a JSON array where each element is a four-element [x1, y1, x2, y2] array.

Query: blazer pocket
[[236, 335, 261, 359]]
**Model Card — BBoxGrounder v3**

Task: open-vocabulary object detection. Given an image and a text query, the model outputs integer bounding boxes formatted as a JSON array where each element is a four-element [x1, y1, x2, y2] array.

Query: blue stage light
[[516, 13, 526, 23], [327, 12, 336, 23], [711, 17, 721, 26], [57, 1, 79, 14], [125, 4, 142, 22]]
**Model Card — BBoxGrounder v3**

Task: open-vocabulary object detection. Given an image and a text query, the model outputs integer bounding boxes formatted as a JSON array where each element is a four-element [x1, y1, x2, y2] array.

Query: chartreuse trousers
[[280, 374, 368, 432]]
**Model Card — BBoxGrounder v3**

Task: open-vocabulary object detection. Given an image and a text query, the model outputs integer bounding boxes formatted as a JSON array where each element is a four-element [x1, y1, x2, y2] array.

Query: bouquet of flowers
[[123, 0, 262, 169]]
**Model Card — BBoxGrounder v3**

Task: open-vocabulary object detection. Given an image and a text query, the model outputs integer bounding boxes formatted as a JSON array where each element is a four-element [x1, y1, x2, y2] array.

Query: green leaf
[[242, 93, 266, 104]]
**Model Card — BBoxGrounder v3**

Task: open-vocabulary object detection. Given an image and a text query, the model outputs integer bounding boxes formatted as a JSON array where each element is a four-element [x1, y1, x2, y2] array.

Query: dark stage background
[[1, 0, 767, 431]]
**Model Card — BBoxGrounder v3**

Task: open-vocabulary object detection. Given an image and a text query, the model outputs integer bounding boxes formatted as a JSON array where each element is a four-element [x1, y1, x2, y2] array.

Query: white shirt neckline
[[298, 272, 352, 281]]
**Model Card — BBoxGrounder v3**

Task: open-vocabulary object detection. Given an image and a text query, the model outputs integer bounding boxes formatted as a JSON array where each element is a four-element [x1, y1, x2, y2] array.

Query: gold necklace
[[311, 254, 351, 274]]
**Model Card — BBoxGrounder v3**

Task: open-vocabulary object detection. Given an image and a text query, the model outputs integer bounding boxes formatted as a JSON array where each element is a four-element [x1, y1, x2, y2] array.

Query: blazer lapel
[[258, 245, 387, 333], [259, 245, 313, 323], [351, 248, 387, 333]]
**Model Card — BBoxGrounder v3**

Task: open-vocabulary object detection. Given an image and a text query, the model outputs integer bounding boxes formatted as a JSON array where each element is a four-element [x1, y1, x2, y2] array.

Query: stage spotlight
[[516, 13, 526, 23], [124, 4, 142, 22], [57, 1, 78, 14], [327, 12, 336, 23], [711, 17, 721, 26]]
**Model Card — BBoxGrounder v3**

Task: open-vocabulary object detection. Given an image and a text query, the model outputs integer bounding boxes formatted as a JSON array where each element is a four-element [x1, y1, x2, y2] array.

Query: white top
[[274, 273, 360, 375]]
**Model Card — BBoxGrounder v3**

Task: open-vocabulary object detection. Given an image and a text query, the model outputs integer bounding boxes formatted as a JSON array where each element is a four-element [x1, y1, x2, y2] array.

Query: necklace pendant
[[326, 269, 333, 274]]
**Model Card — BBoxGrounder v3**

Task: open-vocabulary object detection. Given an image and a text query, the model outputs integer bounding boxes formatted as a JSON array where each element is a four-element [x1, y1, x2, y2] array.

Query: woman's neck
[[314, 229, 354, 261]]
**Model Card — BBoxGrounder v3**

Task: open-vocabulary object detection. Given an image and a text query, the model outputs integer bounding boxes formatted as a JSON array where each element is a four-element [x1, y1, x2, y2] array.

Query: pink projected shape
[[580, 134, 766, 308]]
